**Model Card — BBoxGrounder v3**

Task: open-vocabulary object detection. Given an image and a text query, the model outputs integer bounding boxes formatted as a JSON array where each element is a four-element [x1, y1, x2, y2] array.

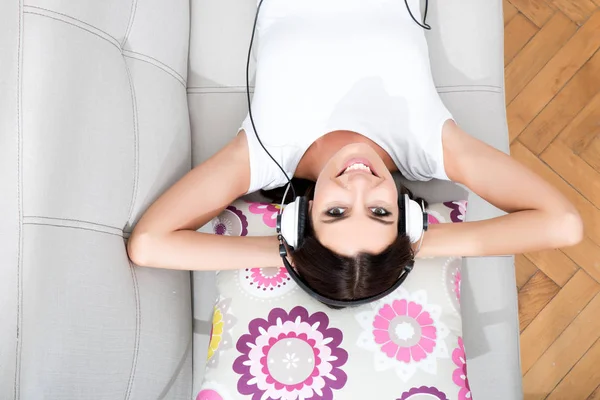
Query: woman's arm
[[417, 120, 584, 258], [127, 132, 282, 270]]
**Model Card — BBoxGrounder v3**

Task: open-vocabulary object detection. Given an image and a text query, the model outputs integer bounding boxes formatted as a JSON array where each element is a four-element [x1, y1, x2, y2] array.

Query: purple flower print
[[233, 306, 348, 400]]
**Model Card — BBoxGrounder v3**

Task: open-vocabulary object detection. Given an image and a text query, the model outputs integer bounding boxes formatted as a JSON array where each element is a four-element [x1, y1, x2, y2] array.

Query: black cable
[[404, 0, 431, 30], [246, 0, 297, 202]]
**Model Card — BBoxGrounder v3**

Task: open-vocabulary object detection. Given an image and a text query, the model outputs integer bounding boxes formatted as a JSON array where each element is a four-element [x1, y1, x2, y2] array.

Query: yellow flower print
[[207, 307, 224, 361]]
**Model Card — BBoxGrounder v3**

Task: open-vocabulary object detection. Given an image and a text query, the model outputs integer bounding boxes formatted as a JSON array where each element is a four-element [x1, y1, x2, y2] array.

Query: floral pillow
[[196, 199, 471, 400]]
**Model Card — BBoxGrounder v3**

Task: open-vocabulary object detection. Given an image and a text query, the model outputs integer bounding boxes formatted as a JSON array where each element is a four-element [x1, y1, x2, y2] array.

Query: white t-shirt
[[241, 0, 454, 194]]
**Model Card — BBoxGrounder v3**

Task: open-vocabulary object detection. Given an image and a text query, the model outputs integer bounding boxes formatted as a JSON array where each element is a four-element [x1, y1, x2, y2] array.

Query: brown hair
[[260, 178, 425, 309]]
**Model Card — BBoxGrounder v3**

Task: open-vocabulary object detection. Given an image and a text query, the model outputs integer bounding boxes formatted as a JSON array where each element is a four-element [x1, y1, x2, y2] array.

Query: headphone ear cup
[[280, 196, 309, 250], [295, 196, 309, 249], [406, 196, 425, 243], [280, 199, 298, 249]]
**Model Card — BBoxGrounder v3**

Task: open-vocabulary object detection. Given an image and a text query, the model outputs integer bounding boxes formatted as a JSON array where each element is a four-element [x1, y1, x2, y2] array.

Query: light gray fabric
[[1, 0, 521, 398], [187, 0, 522, 399], [1, 1, 193, 398], [0, 0, 20, 397]]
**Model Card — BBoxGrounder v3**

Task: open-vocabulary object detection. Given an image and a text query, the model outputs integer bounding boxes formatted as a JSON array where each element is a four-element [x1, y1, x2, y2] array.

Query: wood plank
[[504, 14, 539, 66], [519, 49, 600, 154], [562, 237, 600, 283], [508, 0, 555, 27], [558, 92, 600, 154], [525, 249, 579, 286], [507, 11, 600, 141], [504, 0, 520, 25], [581, 134, 600, 171], [547, 0, 598, 24], [588, 385, 600, 400], [511, 142, 600, 246], [541, 141, 600, 209], [546, 337, 600, 399], [505, 12, 577, 104], [516, 253, 539, 289], [519, 270, 560, 331], [520, 269, 599, 374], [523, 293, 600, 399]]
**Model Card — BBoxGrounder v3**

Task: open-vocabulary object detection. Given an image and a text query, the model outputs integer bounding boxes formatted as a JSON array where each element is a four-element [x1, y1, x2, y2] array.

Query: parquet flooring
[[504, 1, 600, 398]]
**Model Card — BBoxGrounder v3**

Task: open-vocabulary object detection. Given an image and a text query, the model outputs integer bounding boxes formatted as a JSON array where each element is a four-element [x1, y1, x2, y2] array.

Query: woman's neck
[[296, 130, 397, 181]]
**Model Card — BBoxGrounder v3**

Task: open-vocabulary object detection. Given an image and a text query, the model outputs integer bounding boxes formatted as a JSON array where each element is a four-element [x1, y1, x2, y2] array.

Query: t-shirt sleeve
[[425, 108, 453, 181], [408, 90, 454, 182], [239, 121, 295, 195]]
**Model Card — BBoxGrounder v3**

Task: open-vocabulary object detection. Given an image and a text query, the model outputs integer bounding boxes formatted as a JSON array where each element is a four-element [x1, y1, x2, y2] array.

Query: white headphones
[[401, 194, 429, 243], [277, 192, 428, 250]]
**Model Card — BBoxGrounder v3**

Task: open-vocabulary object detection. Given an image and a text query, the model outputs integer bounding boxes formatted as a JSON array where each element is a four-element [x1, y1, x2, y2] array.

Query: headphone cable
[[404, 0, 431, 30], [246, 0, 297, 203]]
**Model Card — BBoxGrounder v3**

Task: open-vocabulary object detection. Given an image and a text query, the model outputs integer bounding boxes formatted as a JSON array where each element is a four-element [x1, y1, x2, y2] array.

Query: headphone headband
[[275, 188, 427, 307]]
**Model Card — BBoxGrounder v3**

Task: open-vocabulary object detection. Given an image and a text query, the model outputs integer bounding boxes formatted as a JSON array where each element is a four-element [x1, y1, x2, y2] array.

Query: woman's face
[[311, 143, 399, 256]]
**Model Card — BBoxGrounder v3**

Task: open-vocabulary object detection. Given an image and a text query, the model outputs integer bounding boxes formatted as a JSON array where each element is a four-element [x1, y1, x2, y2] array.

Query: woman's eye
[[370, 207, 390, 216], [326, 207, 346, 216]]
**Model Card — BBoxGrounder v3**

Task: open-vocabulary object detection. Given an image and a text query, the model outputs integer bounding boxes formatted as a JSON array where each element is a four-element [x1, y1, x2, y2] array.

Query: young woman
[[127, 0, 583, 304]]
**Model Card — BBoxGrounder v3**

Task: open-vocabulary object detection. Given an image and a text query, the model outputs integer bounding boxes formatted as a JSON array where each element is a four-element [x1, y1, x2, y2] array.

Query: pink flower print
[[454, 269, 462, 303], [427, 210, 445, 225], [248, 202, 281, 228], [428, 214, 441, 225], [452, 337, 472, 400], [238, 267, 296, 299], [443, 200, 468, 223], [233, 306, 348, 400], [196, 389, 223, 400], [247, 267, 290, 291], [372, 299, 437, 363]]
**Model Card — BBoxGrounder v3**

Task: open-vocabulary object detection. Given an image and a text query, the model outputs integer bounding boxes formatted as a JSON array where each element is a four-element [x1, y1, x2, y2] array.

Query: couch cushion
[[1, 1, 193, 398]]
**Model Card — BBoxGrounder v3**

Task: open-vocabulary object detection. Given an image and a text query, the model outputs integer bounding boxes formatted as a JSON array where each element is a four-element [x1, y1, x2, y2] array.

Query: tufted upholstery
[[1, 0, 193, 398], [1, 0, 521, 399]]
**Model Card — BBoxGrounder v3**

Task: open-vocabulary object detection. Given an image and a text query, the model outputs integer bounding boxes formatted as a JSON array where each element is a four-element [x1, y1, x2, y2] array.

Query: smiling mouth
[[336, 159, 379, 178]]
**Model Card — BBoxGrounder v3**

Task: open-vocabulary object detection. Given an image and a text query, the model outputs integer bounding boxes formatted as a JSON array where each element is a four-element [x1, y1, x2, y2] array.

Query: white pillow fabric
[[196, 199, 472, 400]]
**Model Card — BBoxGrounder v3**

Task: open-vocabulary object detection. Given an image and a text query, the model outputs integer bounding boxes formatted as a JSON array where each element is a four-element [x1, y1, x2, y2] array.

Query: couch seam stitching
[[121, 0, 138, 48], [24, 5, 120, 45], [186, 91, 255, 94], [122, 56, 140, 400], [187, 86, 254, 89], [23, 10, 120, 51], [438, 89, 502, 94], [15, 0, 24, 398], [22, 222, 124, 237], [435, 84, 502, 89], [123, 49, 186, 84], [123, 60, 139, 232], [25, 215, 122, 231], [122, 52, 186, 88], [124, 260, 141, 400]]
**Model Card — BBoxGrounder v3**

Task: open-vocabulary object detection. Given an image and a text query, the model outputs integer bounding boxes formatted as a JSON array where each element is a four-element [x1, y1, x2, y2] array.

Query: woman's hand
[[417, 120, 583, 258]]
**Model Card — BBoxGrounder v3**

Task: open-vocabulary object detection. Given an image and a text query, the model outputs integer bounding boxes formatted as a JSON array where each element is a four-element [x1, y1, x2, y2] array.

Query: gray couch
[[0, 0, 522, 398]]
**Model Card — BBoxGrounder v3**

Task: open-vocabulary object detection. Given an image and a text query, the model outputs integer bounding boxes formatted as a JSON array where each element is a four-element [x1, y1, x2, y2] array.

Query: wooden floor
[[504, 0, 600, 398]]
